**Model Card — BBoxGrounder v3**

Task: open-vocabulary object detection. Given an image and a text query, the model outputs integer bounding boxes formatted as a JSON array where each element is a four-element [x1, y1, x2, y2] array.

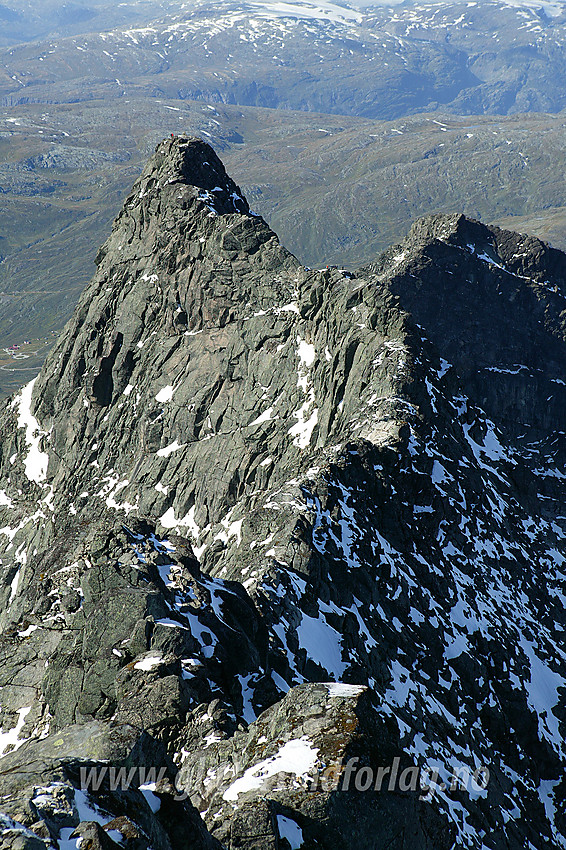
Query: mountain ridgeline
[[0, 137, 566, 849]]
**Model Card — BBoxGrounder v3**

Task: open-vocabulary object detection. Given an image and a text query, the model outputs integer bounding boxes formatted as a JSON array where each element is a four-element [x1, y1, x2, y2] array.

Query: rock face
[[0, 136, 565, 849]]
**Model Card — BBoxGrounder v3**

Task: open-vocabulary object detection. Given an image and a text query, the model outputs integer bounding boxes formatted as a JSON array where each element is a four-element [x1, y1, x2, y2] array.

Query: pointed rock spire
[[134, 134, 251, 216]]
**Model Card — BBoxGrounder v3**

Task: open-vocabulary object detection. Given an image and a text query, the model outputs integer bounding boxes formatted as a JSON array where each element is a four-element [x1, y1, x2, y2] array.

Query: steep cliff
[[0, 137, 565, 850]]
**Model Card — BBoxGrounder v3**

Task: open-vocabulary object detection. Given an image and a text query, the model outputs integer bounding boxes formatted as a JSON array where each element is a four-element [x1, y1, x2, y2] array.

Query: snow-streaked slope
[[0, 139, 565, 848]]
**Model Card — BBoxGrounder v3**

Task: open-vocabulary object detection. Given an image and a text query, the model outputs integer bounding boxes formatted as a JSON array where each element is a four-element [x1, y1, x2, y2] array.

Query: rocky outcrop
[[0, 136, 565, 848], [365, 212, 566, 447], [0, 719, 219, 850], [177, 682, 453, 849]]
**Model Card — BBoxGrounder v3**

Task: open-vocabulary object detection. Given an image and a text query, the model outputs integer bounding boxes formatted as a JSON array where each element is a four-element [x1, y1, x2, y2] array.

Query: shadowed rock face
[[366, 213, 566, 442], [0, 136, 565, 849]]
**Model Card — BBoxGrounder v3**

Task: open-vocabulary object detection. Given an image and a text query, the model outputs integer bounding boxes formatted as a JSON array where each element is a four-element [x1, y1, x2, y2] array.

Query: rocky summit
[[0, 135, 566, 849]]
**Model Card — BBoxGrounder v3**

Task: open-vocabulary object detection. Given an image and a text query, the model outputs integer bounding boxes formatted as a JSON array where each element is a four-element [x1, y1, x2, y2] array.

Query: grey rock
[[68, 822, 121, 850], [0, 136, 565, 848], [179, 683, 451, 849], [0, 721, 218, 850], [0, 815, 53, 850]]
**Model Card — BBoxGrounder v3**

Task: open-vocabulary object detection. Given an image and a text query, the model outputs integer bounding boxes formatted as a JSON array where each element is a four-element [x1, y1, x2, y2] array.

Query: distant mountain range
[[4, 0, 566, 117]]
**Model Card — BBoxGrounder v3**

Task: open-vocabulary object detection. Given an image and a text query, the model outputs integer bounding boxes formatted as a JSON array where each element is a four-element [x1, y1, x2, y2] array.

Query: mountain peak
[[401, 212, 566, 289], [133, 134, 251, 217], [406, 211, 488, 249], [1, 141, 566, 850]]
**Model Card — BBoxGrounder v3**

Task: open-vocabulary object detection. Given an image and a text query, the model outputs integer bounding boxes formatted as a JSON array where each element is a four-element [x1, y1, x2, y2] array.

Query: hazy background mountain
[[1, 0, 566, 394], [0, 1, 189, 47], [4, 0, 566, 116]]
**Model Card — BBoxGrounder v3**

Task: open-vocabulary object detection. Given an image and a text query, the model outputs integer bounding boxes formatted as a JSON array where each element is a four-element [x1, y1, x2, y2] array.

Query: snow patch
[[223, 736, 319, 802], [250, 406, 276, 426], [0, 706, 31, 757], [134, 654, 163, 671], [155, 385, 176, 403], [157, 440, 186, 457], [277, 815, 304, 849], [326, 682, 365, 698], [11, 379, 49, 484], [297, 611, 348, 677]]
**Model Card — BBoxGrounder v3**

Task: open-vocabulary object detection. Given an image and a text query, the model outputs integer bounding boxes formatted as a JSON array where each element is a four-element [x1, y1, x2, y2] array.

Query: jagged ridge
[[0, 137, 565, 850]]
